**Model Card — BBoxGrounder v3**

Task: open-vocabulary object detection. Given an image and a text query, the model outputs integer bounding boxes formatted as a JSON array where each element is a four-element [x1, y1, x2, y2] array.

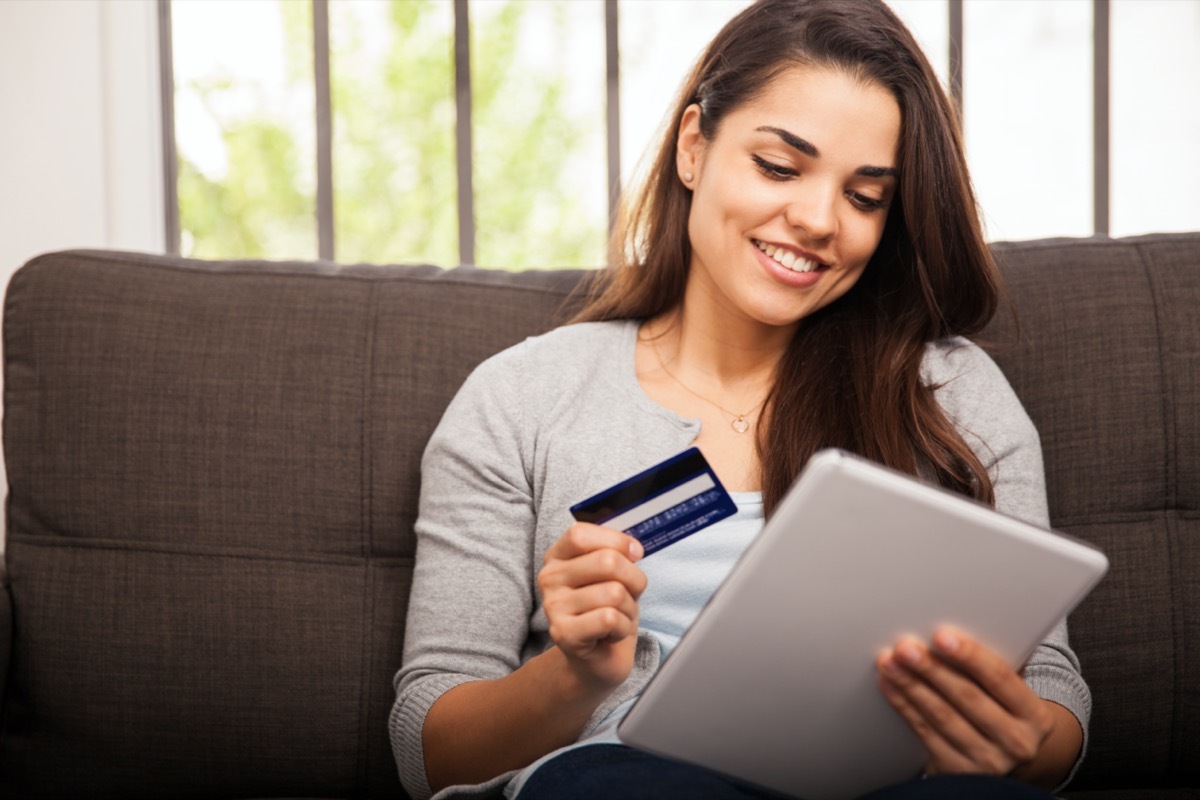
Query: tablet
[[617, 448, 1108, 800]]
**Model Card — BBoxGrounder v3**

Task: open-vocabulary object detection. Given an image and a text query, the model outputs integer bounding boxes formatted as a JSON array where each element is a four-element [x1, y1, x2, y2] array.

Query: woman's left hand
[[876, 627, 1077, 785]]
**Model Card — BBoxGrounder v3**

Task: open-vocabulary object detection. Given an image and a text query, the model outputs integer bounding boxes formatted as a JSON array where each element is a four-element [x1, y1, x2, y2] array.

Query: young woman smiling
[[390, 1, 1090, 798]]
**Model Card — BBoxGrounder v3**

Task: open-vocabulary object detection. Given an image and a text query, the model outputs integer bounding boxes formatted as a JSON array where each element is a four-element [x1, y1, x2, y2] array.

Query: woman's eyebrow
[[757, 125, 818, 157], [756, 125, 898, 178], [857, 165, 898, 178]]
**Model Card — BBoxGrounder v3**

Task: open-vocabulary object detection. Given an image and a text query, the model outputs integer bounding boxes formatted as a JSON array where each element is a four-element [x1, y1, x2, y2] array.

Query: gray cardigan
[[390, 319, 1091, 800]]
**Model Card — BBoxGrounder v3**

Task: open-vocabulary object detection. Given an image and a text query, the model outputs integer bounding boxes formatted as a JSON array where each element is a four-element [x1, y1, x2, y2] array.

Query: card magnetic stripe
[[570, 448, 713, 524], [605, 474, 718, 532]]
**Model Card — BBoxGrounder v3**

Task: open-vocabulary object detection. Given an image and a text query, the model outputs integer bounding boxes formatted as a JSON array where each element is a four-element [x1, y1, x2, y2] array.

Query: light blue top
[[503, 493, 765, 798]]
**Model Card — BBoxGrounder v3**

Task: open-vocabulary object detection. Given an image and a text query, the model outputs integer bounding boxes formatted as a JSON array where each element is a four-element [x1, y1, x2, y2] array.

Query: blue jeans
[[516, 744, 1058, 800]]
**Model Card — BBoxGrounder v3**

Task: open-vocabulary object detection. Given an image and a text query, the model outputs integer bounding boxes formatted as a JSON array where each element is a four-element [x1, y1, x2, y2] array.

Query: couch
[[0, 236, 1196, 799]]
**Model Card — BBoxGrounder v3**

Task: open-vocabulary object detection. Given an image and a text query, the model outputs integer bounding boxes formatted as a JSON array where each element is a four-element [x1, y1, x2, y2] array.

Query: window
[[1110, 0, 1200, 237], [326, 0, 459, 266], [162, 0, 1200, 268], [169, 0, 612, 268], [617, 0, 754, 190], [468, 0, 607, 269], [171, 0, 317, 260], [963, 0, 1093, 241]]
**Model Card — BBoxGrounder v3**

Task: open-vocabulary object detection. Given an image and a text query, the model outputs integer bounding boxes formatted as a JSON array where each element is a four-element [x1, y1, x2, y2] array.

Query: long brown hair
[[575, 0, 1001, 516]]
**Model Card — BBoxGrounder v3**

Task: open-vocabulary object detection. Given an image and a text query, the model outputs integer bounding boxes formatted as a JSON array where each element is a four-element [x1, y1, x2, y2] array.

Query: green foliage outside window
[[468, 1, 605, 270], [175, 0, 606, 270]]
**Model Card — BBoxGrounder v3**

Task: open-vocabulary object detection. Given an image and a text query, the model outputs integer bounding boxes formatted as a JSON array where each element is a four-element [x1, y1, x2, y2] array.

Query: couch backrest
[[0, 250, 584, 798], [1, 236, 1197, 796], [983, 234, 1199, 790]]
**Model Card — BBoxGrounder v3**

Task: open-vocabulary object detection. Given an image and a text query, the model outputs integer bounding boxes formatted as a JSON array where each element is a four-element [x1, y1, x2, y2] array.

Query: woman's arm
[[422, 643, 610, 791], [1016, 702, 1084, 788], [391, 348, 552, 799], [422, 524, 647, 792], [394, 329, 665, 798]]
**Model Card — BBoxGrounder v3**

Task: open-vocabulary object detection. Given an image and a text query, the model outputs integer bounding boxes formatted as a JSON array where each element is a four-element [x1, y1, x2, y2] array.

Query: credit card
[[570, 447, 737, 556]]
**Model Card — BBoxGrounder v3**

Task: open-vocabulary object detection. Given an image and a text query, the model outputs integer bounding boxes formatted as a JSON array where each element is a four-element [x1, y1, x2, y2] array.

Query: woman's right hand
[[538, 522, 648, 694], [422, 525, 647, 792]]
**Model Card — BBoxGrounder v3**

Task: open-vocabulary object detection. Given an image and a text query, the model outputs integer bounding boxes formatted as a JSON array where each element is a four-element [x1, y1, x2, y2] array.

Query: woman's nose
[[784, 185, 837, 241]]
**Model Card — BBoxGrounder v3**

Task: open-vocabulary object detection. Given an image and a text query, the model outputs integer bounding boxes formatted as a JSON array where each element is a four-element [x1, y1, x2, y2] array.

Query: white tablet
[[618, 448, 1108, 800]]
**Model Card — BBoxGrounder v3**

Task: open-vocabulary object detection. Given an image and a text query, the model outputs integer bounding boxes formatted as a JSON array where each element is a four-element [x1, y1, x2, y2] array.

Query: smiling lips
[[753, 239, 824, 273]]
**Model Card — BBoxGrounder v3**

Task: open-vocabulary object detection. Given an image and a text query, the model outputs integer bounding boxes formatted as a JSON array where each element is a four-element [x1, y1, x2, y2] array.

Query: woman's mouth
[[753, 239, 825, 273]]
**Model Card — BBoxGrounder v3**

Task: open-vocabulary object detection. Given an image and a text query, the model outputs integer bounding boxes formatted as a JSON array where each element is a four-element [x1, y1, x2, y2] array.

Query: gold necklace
[[652, 342, 768, 434]]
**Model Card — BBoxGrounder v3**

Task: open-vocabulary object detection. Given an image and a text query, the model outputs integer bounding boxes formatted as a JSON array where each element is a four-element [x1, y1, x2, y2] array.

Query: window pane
[[470, 0, 607, 269], [886, 0, 950, 90], [618, 0, 752, 190], [1111, 0, 1200, 237], [329, 0, 457, 266], [964, 0, 1092, 241], [172, 0, 316, 259]]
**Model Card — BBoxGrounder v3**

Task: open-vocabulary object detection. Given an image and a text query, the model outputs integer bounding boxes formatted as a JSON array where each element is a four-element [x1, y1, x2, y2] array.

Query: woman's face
[[678, 65, 901, 331]]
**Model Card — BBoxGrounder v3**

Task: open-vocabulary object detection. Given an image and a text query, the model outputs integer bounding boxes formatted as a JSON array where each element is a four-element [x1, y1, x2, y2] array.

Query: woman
[[390, 1, 1090, 798]]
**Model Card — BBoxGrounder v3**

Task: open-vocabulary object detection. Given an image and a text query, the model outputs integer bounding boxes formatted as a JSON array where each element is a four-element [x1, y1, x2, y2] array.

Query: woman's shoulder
[[518, 319, 635, 361], [920, 335, 1028, 413], [427, 319, 639, 477], [922, 340, 1048, 522], [475, 319, 633, 372], [921, 335, 1037, 435], [920, 335, 1007, 388], [453, 319, 635, 409], [921, 335, 1042, 466]]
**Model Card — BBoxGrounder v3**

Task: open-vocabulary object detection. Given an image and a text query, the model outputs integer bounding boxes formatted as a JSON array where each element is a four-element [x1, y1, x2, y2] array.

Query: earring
[[683, 171, 693, 183]]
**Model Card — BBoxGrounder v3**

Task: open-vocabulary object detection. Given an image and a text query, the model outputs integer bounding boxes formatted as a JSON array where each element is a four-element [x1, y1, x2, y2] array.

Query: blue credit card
[[570, 447, 737, 556]]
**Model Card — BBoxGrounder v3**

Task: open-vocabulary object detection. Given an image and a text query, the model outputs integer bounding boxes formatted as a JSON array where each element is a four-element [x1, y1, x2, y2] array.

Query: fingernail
[[881, 655, 904, 678], [897, 640, 922, 666], [935, 629, 960, 654], [628, 539, 644, 560]]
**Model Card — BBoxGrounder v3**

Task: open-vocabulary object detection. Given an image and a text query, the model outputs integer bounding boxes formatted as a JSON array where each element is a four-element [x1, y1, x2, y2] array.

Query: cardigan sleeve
[[925, 337, 1092, 789], [389, 344, 538, 800]]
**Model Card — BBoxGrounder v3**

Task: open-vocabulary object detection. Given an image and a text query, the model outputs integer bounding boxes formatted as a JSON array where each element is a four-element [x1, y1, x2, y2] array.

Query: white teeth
[[755, 239, 818, 273]]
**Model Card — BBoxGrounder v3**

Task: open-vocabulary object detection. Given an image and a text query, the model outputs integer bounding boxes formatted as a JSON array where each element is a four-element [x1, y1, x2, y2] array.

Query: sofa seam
[[1054, 509, 1191, 527], [1135, 241, 1180, 524], [3, 533, 414, 568], [1134, 238, 1182, 776], [357, 280, 379, 796]]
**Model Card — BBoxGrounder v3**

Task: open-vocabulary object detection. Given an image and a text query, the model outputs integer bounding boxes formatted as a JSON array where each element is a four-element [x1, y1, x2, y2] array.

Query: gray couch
[[0, 236, 1196, 798]]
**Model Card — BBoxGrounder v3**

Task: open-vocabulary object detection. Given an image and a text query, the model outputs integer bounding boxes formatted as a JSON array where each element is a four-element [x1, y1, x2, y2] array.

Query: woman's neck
[[646, 286, 793, 389], [642, 310, 788, 405]]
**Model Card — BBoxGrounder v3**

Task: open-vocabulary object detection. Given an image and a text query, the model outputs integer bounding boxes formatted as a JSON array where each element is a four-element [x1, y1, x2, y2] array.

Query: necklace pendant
[[731, 416, 750, 434]]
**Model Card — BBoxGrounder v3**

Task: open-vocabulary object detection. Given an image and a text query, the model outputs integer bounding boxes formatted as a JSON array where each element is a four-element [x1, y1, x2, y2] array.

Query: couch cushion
[[985, 234, 1200, 790], [0, 250, 582, 798]]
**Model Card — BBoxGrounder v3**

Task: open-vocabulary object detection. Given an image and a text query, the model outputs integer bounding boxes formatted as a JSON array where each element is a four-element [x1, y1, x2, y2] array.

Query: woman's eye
[[751, 155, 796, 181], [848, 191, 888, 212]]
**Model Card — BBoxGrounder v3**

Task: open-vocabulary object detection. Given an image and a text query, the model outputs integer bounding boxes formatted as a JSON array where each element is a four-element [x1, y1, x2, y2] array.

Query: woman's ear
[[676, 103, 705, 188]]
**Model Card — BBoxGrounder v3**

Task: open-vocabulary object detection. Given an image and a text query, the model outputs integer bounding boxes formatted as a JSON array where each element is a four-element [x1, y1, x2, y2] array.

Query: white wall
[[0, 0, 165, 549], [0, 0, 165, 270]]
